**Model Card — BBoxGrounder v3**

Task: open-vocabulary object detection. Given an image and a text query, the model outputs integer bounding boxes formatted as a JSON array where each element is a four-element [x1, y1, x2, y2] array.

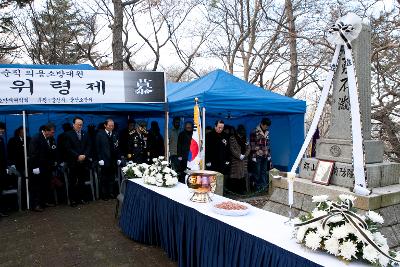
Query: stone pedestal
[[299, 158, 400, 188], [316, 139, 384, 164]]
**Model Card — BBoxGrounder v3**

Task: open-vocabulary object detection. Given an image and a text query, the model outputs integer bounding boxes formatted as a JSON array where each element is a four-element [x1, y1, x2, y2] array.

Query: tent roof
[[168, 69, 306, 115]]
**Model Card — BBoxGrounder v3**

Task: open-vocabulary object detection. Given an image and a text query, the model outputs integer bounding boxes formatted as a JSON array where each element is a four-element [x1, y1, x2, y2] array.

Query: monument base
[[299, 158, 400, 188], [263, 174, 400, 250], [316, 139, 384, 164]]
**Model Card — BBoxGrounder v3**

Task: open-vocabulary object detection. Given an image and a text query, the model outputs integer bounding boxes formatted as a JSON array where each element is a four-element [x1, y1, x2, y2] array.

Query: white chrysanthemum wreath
[[293, 194, 400, 266]]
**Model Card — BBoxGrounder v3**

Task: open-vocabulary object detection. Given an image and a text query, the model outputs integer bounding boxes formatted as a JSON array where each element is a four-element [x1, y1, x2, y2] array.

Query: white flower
[[316, 224, 330, 237], [163, 167, 171, 174], [338, 194, 356, 202], [332, 224, 351, 239], [312, 209, 328, 218], [148, 176, 156, 184], [378, 254, 389, 267], [324, 237, 340, 256], [312, 195, 329, 203], [304, 232, 321, 250], [122, 166, 128, 173], [171, 170, 177, 176], [373, 232, 387, 247], [156, 173, 163, 180], [158, 156, 165, 160], [156, 180, 164, 187], [296, 226, 307, 242], [366, 210, 384, 224], [152, 158, 158, 163], [161, 161, 169, 165], [362, 244, 378, 263], [339, 240, 357, 260]]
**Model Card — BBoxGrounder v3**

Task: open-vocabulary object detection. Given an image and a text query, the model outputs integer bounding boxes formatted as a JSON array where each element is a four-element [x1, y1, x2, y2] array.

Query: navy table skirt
[[119, 181, 321, 267]]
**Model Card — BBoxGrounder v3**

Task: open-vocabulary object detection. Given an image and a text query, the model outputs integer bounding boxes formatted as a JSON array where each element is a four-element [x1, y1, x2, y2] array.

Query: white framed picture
[[312, 160, 334, 185]]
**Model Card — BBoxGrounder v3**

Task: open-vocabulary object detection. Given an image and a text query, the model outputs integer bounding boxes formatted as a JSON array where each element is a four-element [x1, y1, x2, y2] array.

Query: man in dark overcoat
[[64, 116, 92, 207], [205, 120, 230, 175], [28, 123, 57, 211], [177, 121, 193, 183], [96, 119, 121, 200]]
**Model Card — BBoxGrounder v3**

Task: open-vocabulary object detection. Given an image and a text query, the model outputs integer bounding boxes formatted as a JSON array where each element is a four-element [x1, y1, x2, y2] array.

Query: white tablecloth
[[129, 179, 366, 267]]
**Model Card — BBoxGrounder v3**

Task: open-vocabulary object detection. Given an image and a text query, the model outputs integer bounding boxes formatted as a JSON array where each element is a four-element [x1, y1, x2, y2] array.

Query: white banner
[[0, 68, 165, 105]]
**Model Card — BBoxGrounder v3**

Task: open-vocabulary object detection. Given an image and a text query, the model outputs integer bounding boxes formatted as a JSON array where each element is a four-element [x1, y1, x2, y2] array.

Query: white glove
[[225, 161, 230, 165], [98, 160, 105, 166], [178, 157, 182, 161], [33, 168, 40, 175], [206, 162, 211, 167], [239, 154, 245, 160], [117, 160, 121, 166], [252, 158, 257, 163]]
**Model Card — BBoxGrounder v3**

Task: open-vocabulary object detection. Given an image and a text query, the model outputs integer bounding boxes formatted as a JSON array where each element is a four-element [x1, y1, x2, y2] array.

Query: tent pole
[[22, 110, 30, 210], [165, 110, 169, 161], [202, 107, 206, 170]]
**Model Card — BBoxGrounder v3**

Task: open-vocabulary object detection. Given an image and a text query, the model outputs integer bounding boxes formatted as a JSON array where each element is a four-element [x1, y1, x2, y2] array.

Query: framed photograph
[[312, 160, 334, 185]]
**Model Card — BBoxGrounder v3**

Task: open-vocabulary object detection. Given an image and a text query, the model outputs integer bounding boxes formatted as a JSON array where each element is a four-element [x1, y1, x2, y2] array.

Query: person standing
[[0, 122, 9, 217], [7, 126, 30, 177], [250, 118, 272, 191], [176, 121, 193, 183], [28, 123, 57, 211], [96, 119, 121, 200], [228, 125, 250, 194], [205, 120, 230, 175], [169, 117, 180, 171], [126, 122, 146, 164], [57, 123, 72, 164], [64, 117, 92, 207], [147, 121, 164, 160]]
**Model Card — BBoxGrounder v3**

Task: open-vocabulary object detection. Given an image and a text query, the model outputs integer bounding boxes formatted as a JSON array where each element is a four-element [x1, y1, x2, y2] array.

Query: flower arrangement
[[121, 156, 178, 187], [293, 194, 400, 266]]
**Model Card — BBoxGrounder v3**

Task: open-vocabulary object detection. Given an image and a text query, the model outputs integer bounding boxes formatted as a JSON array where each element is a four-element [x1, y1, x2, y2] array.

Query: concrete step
[[272, 175, 400, 210]]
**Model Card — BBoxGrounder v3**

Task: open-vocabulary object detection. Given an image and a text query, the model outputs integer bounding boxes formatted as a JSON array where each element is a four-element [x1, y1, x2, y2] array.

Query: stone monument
[[261, 24, 400, 250]]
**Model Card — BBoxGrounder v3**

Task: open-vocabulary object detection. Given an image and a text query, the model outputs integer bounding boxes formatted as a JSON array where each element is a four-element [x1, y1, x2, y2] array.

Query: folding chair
[[1, 166, 22, 211], [63, 162, 96, 204]]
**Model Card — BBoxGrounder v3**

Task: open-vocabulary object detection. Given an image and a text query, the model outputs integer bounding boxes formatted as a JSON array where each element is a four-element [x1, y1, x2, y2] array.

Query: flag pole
[[201, 107, 206, 170], [23, 110, 30, 210]]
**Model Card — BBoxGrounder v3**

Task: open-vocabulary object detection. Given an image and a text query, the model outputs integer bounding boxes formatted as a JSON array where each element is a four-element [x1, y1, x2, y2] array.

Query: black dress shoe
[[0, 212, 9, 217], [32, 206, 44, 212]]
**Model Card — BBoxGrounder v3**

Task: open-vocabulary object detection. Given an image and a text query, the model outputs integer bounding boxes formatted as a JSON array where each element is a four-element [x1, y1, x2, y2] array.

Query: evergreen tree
[[30, 0, 90, 64]]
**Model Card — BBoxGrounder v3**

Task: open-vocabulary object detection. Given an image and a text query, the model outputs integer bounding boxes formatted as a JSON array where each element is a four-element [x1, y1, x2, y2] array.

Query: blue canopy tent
[[168, 69, 306, 171]]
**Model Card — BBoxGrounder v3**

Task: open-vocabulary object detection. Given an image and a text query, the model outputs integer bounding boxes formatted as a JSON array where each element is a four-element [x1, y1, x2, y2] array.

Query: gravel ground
[[0, 201, 176, 267]]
